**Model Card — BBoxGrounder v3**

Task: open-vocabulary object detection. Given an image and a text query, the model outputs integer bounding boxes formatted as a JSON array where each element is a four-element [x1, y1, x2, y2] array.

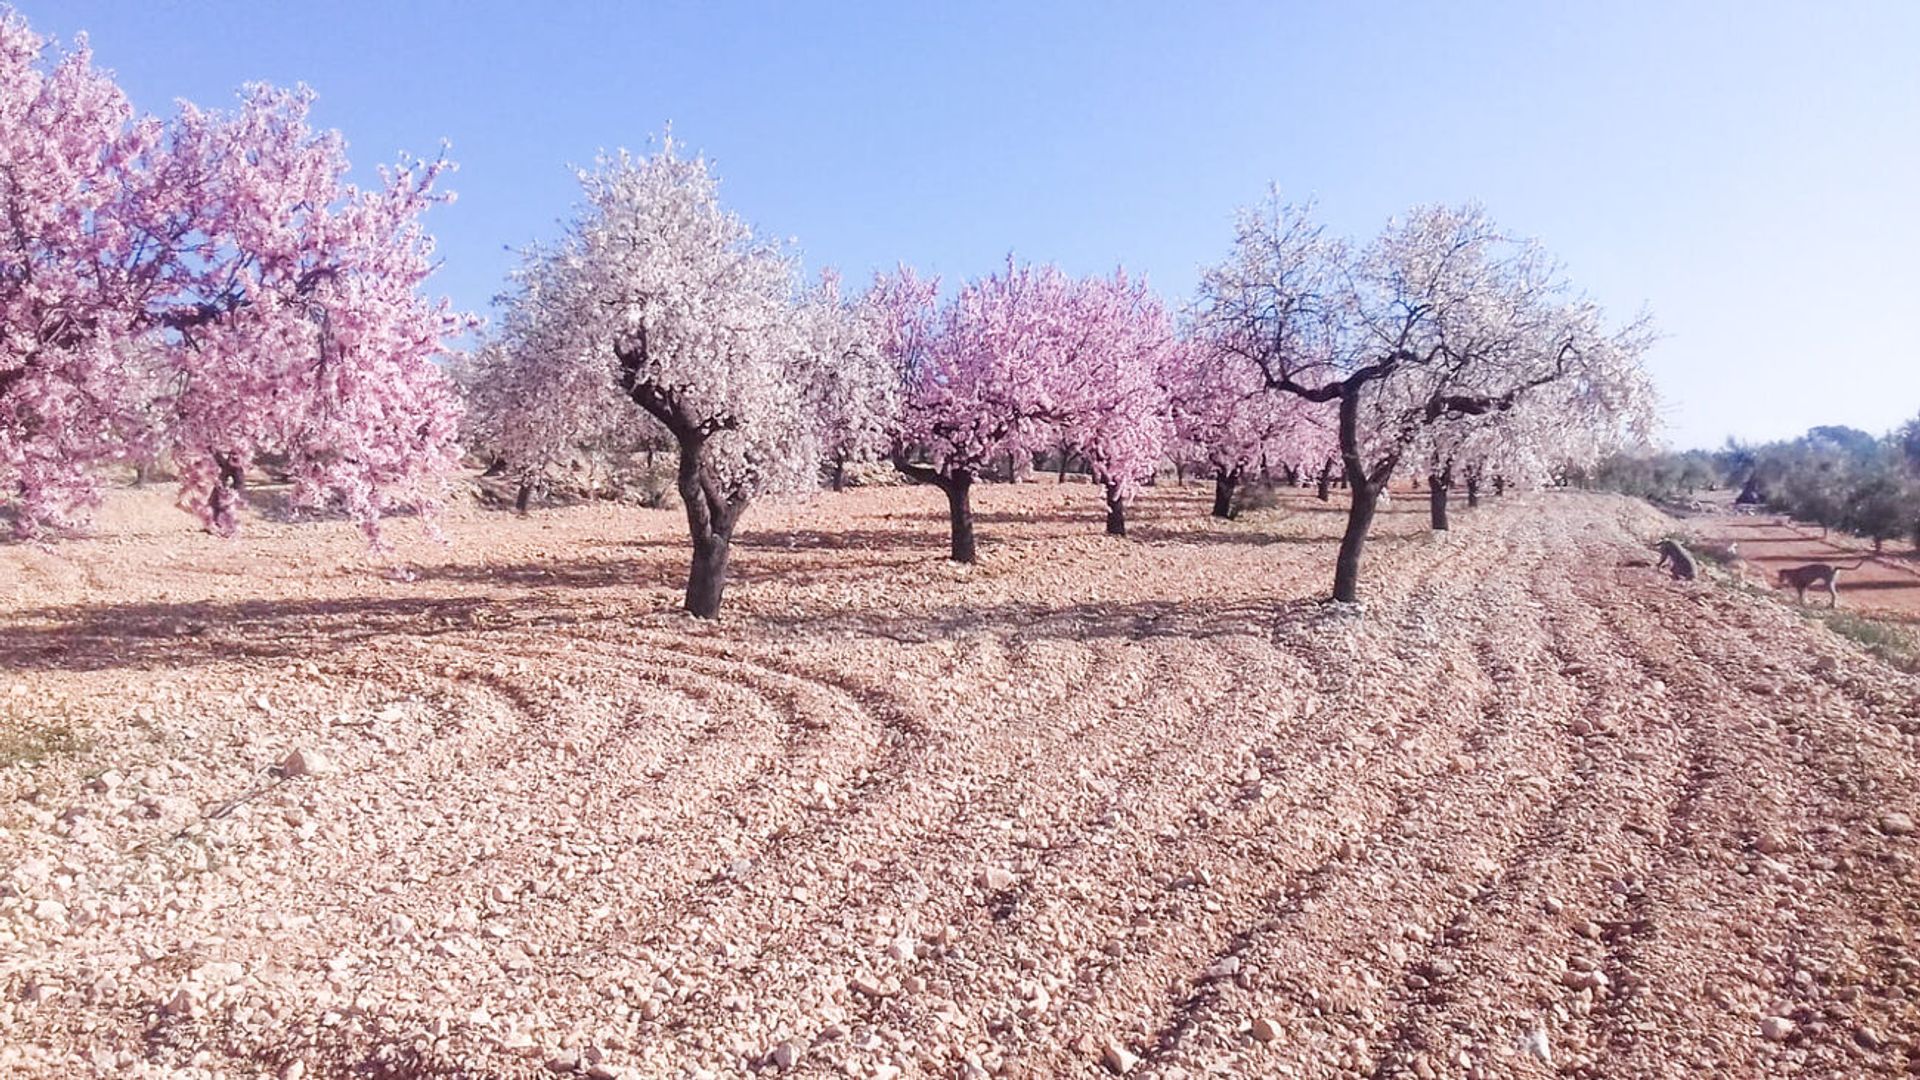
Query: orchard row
[[0, 11, 1655, 617]]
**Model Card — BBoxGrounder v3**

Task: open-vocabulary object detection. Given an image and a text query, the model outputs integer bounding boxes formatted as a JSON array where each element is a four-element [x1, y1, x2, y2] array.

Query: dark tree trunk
[[1466, 476, 1481, 508], [1174, 461, 1186, 486], [1212, 470, 1239, 519], [1428, 474, 1449, 531], [1332, 393, 1391, 604], [1335, 484, 1381, 603], [207, 451, 246, 531], [514, 481, 534, 516], [945, 472, 977, 563], [685, 529, 733, 619], [1056, 448, 1069, 484], [673, 435, 742, 619], [1316, 461, 1333, 502], [1104, 482, 1127, 536], [482, 457, 509, 478], [830, 456, 848, 492], [132, 462, 150, 488]]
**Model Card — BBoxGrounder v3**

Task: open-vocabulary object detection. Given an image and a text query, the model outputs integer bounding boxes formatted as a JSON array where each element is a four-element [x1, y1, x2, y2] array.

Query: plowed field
[[2, 483, 1916, 1079]]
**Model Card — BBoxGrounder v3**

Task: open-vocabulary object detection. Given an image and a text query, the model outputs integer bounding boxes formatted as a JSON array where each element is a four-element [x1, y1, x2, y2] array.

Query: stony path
[[0, 484, 1915, 1079]]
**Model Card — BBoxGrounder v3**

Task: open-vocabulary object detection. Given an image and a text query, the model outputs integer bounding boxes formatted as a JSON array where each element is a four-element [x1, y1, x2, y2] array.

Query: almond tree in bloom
[[1165, 339, 1335, 519], [0, 12, 468, 540], [455, 247, 664, 511], [1053, 271, 1175, 537], [478, 142, 848, 618], [1196, 195, 1654, 602], [795, 271, 899, 491], [1415, 357, 1656, 529], [872, 260, 1072, 563]]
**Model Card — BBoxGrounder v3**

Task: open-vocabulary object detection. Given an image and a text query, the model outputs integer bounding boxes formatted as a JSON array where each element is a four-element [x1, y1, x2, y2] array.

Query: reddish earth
[[1694, 509, 1920, 619], [1, 481, 1917, 1080]]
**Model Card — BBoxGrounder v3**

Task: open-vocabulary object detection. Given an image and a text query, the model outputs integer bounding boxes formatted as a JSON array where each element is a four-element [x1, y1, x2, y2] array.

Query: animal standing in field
[[1777, 560, 1863, 606], [1655, 539, 1697, 581]]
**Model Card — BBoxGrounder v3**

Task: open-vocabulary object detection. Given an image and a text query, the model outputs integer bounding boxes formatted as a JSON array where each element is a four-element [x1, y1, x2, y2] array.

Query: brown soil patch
[[1695, 511, 1920, 618], [1, 482, 1916, 1078]]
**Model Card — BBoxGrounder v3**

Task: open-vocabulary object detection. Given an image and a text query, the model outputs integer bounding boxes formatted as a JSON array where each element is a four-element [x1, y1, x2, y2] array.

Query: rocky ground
[[1, 481, 1916, 1079]]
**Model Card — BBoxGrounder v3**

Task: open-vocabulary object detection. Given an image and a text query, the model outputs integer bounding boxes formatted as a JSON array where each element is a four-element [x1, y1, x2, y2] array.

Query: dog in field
[[1655, 538, 1696, 581], [1777, 560, 1863, 607]]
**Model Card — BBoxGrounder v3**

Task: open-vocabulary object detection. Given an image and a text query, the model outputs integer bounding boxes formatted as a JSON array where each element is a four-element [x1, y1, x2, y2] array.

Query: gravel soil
[[1, 481, 1917, 1079]]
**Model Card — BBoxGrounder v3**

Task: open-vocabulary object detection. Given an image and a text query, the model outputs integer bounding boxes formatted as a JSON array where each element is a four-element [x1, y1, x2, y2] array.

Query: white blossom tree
[[795, 271, 899, 490], [476, 141, 828, 617], [1196, 195, 1655, 602]]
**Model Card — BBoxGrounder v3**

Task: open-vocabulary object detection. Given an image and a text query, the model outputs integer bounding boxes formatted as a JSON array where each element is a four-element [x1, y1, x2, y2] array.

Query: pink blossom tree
[[872, 259, 1073, 563], [1165, 338, 1335, 519], [1052, 271, 1175, 537], [1196, 195, 1654, 602], [0, 12, 468, 541], [477, 142, 856, 618]]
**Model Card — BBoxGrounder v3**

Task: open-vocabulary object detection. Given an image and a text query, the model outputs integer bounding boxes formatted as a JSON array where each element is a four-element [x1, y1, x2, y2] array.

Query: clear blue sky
[[25, 1, 1920, 449]]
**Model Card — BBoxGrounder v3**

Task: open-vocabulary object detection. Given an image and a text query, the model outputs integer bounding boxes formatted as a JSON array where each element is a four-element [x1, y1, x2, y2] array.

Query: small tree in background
[[1166, 338, 1334, 520], [796, 272, 898, 491], [1053, 271, 1175, 537], [1843, 461, 1910, 553], [873, 260, 1072, 563]]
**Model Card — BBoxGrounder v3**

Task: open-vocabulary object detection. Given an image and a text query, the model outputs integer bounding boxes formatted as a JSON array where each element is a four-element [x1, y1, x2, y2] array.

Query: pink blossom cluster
[[874, 259, 1179, 498], [0, 12, 469, 540]]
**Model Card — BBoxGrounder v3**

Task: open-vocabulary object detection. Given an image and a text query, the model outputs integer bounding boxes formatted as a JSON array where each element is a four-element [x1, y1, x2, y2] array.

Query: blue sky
[[24, 1, 1920, 449]]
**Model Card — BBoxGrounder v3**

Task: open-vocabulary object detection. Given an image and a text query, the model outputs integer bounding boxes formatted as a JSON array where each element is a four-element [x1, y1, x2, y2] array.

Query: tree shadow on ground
[[1127, 526, 1326, 547], [0, 593, 628, 674], [746, 594, 1328, 646], [731, 527, 949, 552], [0, 581, 1327, 674]]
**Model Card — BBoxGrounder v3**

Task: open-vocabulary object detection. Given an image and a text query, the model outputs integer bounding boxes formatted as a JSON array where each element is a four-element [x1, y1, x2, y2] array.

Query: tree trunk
[[945, 472, 977, 563], [1494, 475, 1506, 497], [684, 529, 733, 619], [1334, 480, 1381, 603], [1427, 474, 1449, 531], [1104, 482, 1127, 537], [1316, 463, 1333, 502], [1332, 392, 1390, 604], [830, 456, 848, 492], [216, 452, 246, 495], [1056, 448, 1069, 484], [206, 451, 247, 531], [1212, 470, 1239, 519], [1466, 477, 1481, 508], [1174, 461, 1186, 486], [673, 434, 741, 619], [514, 481, 533, 516]]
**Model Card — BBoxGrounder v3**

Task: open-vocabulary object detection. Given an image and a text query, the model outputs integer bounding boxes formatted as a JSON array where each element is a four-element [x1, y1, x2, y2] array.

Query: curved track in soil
[[0, 483, 1916, 1079]]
